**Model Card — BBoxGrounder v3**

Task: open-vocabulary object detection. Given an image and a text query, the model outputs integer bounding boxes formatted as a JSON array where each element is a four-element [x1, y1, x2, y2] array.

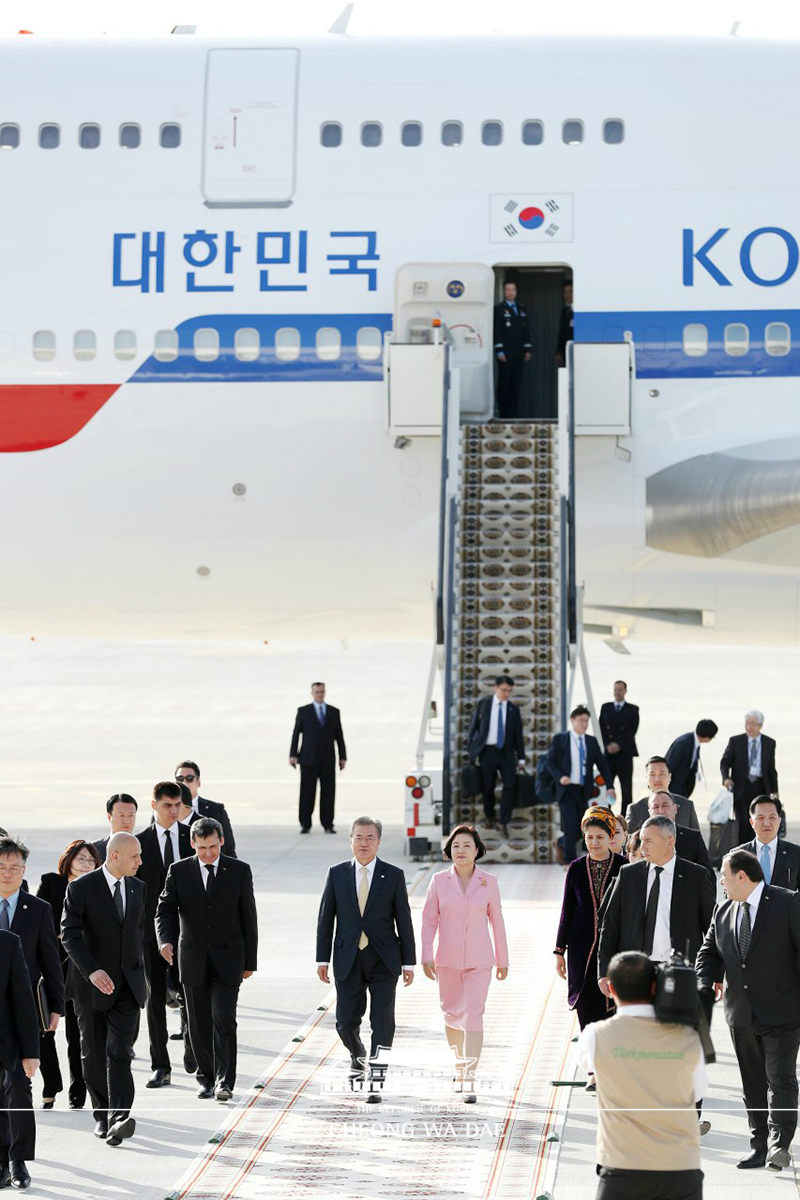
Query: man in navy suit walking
[[316, 817, 415, 1102], [467, 674, 526, 839], [546, 706, 616, 863], [290, 682, 347, 835]]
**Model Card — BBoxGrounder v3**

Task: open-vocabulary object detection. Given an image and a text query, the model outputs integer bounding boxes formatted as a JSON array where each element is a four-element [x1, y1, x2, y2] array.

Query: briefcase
[[35, 977, 50, 1035], [461, 763, 482, 799], [514, 772, 538, 807]]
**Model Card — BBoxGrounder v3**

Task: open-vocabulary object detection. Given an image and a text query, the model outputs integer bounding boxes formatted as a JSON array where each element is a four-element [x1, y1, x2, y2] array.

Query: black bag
[[461, 763, 482, 799], [536, 752, 556, 806], [708, 819, 739, 869], [35, 978, 50, 1034], [514, 772, 537, 807]]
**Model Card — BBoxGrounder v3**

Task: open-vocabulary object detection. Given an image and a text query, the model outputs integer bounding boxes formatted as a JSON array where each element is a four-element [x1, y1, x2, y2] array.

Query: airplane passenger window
[[73, 330, 97, 362], [361, 122, 382, 147], [114, 330, 137, 361], [441, 121, 463, 147], [194, 328, 220, 363], [316, 327, 342, 361], [154, 330, 179, 362], [234, 328, 260, 362], [482, 121, 503, 146], [356, 326, 383, 361], [603, 119, 625, 144], [275, 327, 301, 362], [0, 124, 20, 150], [320, 122, 342, 147], [401, 122, 422, 147], [32, 331, 56, 362], [682, 323, 708, 357], [119, 124, 141, 149], [765, 321, 791, 356], [39, 124, 60, 149], [562, 120, 584, 145], [160, 123, 181, 148], [79, 124, 101, 149], [522, 120, 544, 145], [724, 322, 749, 356]]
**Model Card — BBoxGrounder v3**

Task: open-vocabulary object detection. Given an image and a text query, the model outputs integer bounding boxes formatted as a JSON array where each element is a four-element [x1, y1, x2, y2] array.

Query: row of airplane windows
[[681, 321, 791, 357], [0, 122, 182, 150], [320, 118, 625, 147], [30, 326, 385, 363]]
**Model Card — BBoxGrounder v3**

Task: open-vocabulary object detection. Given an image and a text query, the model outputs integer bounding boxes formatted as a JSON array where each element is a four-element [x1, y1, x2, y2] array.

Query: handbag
[[514, 772, 537, 807], [461, 763, 482, 799], [35, 978, 50, 1035], [708, 818, 740, 869]]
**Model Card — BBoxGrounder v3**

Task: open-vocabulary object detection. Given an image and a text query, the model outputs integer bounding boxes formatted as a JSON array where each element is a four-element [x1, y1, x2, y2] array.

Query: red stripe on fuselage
[[0, 384, 119, 452]]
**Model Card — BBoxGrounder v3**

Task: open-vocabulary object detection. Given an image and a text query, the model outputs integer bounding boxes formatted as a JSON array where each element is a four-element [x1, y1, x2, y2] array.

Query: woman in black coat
[[37, 839, 101, 1109]]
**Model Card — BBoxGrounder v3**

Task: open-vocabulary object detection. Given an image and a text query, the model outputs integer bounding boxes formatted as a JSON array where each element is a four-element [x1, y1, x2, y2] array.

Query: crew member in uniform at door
[[290, 682, 347, 835], [493, 280, 531, 419]]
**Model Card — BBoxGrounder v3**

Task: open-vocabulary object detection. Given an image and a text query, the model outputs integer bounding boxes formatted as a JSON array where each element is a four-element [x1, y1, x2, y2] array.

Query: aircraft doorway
[[493, 265, 572, 420]]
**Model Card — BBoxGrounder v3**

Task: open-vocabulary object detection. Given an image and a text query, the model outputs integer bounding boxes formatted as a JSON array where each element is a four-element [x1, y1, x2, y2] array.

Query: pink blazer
[[421, 866, 509, 970]]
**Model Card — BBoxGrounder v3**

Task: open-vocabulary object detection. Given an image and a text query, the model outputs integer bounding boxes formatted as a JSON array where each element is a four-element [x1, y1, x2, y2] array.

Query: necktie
[[163, 829, 175, 867], [760, 843, 772, 884], [205, 862, 216, 898], [357, 866, 369, 950], [615, 703, 622, 711], [642, 866, 664, 956], [738, 901, 752, 959], [318, 704, 325, 726], [578, 736, 586, 785], [113, 879, 124, 921], [497, 703, 505, 750], [0, 899, 8, 931], [749, 739, 758, 779]]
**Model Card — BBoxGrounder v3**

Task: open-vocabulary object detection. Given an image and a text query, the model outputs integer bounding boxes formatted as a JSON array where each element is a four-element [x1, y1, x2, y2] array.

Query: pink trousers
[[436, 966, 493, 1031]]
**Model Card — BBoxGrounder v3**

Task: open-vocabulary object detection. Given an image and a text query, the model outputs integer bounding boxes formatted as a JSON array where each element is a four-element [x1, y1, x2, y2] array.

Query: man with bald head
[[62, 832, 146, 1147], [649, 791, 713, 877]]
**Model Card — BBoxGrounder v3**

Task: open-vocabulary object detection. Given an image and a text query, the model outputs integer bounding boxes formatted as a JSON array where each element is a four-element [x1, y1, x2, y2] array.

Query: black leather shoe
[[197, 1083, 215, 1099], [365, 1092, 382, 1104], [93, 1120, 108, 1139], [499, 823, 510, 840], [324, 826, 336, 834], [106, 1116, 135, 1146], [40, 1098, 55, 1110], [68, 1097, 86, 1110], [300, 827, 310, 834], [767, 1146, 791, 1170], [737, 1149, 767, 1169], [215, 1084, 232, 1102], [0, 1165, 10, 1188], [9, 1162, 30, 1189], [184, 1052, 197, 1075], [169, 1031, 185, 1041], [146, 1068, 171, 1088]]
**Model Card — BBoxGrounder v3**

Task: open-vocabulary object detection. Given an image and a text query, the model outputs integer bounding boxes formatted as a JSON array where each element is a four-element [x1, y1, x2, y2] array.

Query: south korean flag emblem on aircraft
[[489, 194, 574, 243]]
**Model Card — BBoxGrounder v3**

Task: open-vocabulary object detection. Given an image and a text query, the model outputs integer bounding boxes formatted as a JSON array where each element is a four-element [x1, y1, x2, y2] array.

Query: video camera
[[654, 947, 716, 1065]]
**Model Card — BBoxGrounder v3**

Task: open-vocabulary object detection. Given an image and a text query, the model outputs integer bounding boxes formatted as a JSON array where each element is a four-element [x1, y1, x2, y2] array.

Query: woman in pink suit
[[421, 824, 509, 1103]]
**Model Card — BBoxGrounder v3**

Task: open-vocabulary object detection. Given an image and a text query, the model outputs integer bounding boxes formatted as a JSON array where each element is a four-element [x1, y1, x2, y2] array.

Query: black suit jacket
[[493, 300, 532, 358], [599, 701, 639, 759], [290, 704, 346, 767], [93, 836, 109, 865], [598, 856, 716, 978], [61, 870, 146, 1010], [137, 823, 193, 942], [626, 791, 700, 834], [720, 733, 778, 795], [155, 854, 257, 988], [467, 695, 525, 763], [35, 873, 68, 933], [675, 826, 713, 877], [190, 796, 237, 859], [696, 885, 800, 1027], [0, 931, 39, 1070], [316, 858, 416, 982], [8, 890, 65, 1017], [735, 838, 800, 891], [665, 732, 701, 798], [545, 731, 614, 803]]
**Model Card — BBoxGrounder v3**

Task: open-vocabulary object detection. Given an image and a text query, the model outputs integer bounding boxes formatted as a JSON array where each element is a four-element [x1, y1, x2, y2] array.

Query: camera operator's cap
[[581, 806, 616, 838]]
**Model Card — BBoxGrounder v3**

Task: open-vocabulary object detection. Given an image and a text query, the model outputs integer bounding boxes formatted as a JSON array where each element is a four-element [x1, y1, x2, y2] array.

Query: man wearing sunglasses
[[174, 762, 237, 859]]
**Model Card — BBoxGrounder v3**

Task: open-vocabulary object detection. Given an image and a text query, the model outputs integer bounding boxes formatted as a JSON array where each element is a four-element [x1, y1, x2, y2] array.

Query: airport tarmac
[[1, 632, 799, 1197]]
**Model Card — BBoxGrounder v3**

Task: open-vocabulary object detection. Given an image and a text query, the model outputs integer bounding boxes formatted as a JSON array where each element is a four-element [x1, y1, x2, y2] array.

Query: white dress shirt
[[317, 857, 413, 970], [156, 822, 180, 865], [736, 880, 765, 938], [748, 735, 763, 780], [487, 696, 506, 746], [646, 853, 676, 962], [577, 1005, 706, 1101], [102, 864, 126, 915], [569, 731, 586, 784]]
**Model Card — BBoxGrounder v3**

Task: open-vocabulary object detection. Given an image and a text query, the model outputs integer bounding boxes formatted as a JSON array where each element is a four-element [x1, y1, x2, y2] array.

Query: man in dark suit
[[290, 683, 347, 835], [467, 674, 526, 840], [599, 680, 639, 816], [493, 279, 532, 418], [721, 711, 780, 846], [94, 794, 138, 865], [137, 782, 193, 1087], [0, 930, 39, 1190], [554, 279, 573, 369], [545, 705, 616, 864], [648, 792, 713, 877], [665, 719, 718, 799], [598, 815, 716, 993], [62, 832, 146, 1146], [174, 762, 237, 858], [736, 795, 799, 890], [316, 816, 416, 1102], [626, 756, 701, 834], [697, 849, 800, 1171], [156, 817, 257, 1102], [0, 837, 63, 1190]]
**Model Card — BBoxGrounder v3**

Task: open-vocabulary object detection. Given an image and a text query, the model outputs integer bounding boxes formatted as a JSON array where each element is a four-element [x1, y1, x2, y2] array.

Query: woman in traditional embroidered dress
[[553, 806, 626, 1029]]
